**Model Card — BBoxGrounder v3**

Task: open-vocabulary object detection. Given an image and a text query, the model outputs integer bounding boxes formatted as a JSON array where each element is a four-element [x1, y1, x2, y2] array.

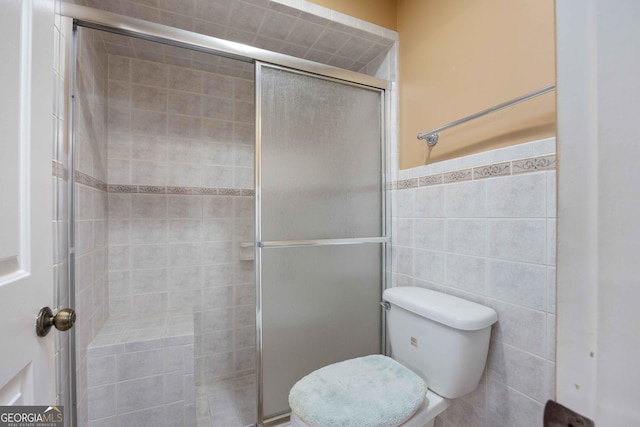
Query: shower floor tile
[[197, 375, 257, 427]]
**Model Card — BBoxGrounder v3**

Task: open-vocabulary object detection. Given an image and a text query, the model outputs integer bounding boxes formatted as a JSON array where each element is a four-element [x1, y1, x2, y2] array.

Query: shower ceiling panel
[[67, 0, 395, 73], [98, 32, 256, 79]]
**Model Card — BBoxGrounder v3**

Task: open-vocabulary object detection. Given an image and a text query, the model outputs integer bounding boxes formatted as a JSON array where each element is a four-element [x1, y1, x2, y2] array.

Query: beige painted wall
[[397, 0, 555, 169], [308, 0, 397, 30]]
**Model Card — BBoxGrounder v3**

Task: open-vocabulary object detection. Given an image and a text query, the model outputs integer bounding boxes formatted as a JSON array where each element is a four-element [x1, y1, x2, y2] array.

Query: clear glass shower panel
[[260, 66, 383, 241], [261, 244, 382, 418]]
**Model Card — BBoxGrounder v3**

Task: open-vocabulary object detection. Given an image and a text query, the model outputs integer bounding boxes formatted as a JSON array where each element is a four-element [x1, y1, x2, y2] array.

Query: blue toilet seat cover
[[289, 355, 427, 427]]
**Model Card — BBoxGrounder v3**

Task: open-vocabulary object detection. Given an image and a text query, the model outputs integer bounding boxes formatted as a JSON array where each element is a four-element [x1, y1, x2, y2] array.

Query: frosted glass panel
[[261, 244, 382, 419], [260, 66, 383, 241]]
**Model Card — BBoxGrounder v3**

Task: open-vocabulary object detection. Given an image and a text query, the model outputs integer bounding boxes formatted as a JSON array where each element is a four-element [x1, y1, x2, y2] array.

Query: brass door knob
[[36, 307, 76, 337]]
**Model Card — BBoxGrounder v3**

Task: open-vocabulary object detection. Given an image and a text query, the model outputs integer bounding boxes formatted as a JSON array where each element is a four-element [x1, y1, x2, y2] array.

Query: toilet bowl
[[288, 287, 498, 427]]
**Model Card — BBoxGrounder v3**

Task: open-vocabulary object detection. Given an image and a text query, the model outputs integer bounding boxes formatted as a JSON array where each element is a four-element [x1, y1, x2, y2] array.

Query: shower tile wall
[[104, 53, 256, 386], [392, 138, 557, 427], [73, 28, 110, 427]]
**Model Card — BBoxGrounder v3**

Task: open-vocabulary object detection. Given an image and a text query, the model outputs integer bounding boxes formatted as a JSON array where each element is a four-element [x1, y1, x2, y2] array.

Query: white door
[[556, 0, 640, 425], [0, 0, 56, 406]]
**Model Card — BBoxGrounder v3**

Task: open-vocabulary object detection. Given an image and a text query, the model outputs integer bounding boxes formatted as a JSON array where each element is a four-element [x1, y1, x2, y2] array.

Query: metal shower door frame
[[254, 62, 391, 426], [58, 5, 392, 427]]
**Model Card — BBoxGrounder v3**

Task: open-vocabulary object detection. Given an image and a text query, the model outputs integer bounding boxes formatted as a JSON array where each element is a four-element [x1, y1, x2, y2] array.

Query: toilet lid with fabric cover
[[288, 355, 427, 427]]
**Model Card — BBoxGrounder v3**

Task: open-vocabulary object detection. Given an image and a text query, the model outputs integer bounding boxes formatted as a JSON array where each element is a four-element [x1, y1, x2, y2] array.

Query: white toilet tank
[[383, 287, 498, 399]]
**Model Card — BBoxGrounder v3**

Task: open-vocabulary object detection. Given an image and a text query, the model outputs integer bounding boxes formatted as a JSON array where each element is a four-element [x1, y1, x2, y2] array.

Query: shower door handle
[[35, 307, 76, 337]]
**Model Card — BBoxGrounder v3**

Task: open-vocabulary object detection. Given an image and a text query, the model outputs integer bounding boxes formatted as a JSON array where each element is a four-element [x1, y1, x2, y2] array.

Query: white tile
[[130, 268, 167, 294], [168, 195, 202, 218], [414, 249, 445, 283], [396, 218, 414, 247], [131, 244, 167, 269], [430, 158, 459, 174], [486, 380, 544, 427], [488, 219, 546, 264], [457, 151, 492, 169], [203, 218, 234, 241], [440, 395, 485, 427], [486, 173, 547, 218], [117, 349, 164, 381], [164, 401, 186, 427], [488, 259, 546, 310], [88, 417, 117, 427], [415, 185, 444, 218], [203, 264, 234, 286], [131, 135, 168, 161], [486, 299, 547, 357], [445, 219, 487, 257], [490, 142, 533, 163], [395, 246, 413, 277], [234, 167, 254, 188], [199, 309, 234, 334], [108, 245, 130, 271], [202, 241, 234, 264], [131, 293, 168, 315], [445, 253, 486, 294], [168, 138, 203, 164], [108, 194, 131, 219], [131, 219, 168, 244], [445, 180, 486, 218], [547, 267, 556, 314], [168, 266, 203, 290], [131, 194, 167, 219], [164, 372, 185, 403], [119, 406, 166, 427], [87, 384, 116, 420], [202, 286, 234, 310], [547, 171, 556, 218], [530, 137, 556, 156], [164, 345, 186, 373], [395, 188, 414, 218], [168, 219, 203, 242], [547, 314, 556, 361], [129, 160, 167, 186], [169, 289, 203, 311], [167, 163, 203, 187], [169, 243, 203, 267], [87, 355, 116, 387], [487, 341, 554, 403], [202, 196, 233, 218], [547, 219, 556, 266], [414, 219, 444, 251]]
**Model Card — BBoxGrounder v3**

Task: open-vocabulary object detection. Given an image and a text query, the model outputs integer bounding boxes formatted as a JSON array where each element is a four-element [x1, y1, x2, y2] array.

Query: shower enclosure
[[64, 5, 389, 426]]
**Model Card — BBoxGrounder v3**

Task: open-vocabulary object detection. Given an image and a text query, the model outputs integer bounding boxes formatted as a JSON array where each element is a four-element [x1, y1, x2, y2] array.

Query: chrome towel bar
[[417, 85, 556, 147]]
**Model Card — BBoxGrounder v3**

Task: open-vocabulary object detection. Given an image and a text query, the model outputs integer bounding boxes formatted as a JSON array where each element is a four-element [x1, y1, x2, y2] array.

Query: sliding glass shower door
[[256, 64, 387, 423]]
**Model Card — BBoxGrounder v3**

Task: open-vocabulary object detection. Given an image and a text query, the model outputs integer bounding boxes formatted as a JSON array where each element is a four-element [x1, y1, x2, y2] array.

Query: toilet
[[288, 286, 498, 427]]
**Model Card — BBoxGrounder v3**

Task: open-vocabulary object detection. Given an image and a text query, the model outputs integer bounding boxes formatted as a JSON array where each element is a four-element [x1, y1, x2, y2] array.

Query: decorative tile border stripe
[[75, 170, 107, 192], [74, 170, 254, 196], [443, 168, 473, 183], [473, 161, 511, 180], [392, 154, 556, 191], [512, 154, 556, 174], [107, 183, 254, 197], [52, 160, 68, 180], [419, 174, 443, 187], [396, 178, 419, 190]]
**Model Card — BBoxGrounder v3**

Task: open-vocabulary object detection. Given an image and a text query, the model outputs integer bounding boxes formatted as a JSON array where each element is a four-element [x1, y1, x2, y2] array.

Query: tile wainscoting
[[392, 138, 556, 427]]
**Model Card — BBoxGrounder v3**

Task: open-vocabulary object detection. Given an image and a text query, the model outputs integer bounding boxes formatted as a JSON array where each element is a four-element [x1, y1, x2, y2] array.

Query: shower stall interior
[[67, 7, 389, 426]]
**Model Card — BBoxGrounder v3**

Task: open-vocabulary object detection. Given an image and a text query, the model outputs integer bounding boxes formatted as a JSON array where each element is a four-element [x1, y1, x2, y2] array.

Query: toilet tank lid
[[383, 287, 498, 331]]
